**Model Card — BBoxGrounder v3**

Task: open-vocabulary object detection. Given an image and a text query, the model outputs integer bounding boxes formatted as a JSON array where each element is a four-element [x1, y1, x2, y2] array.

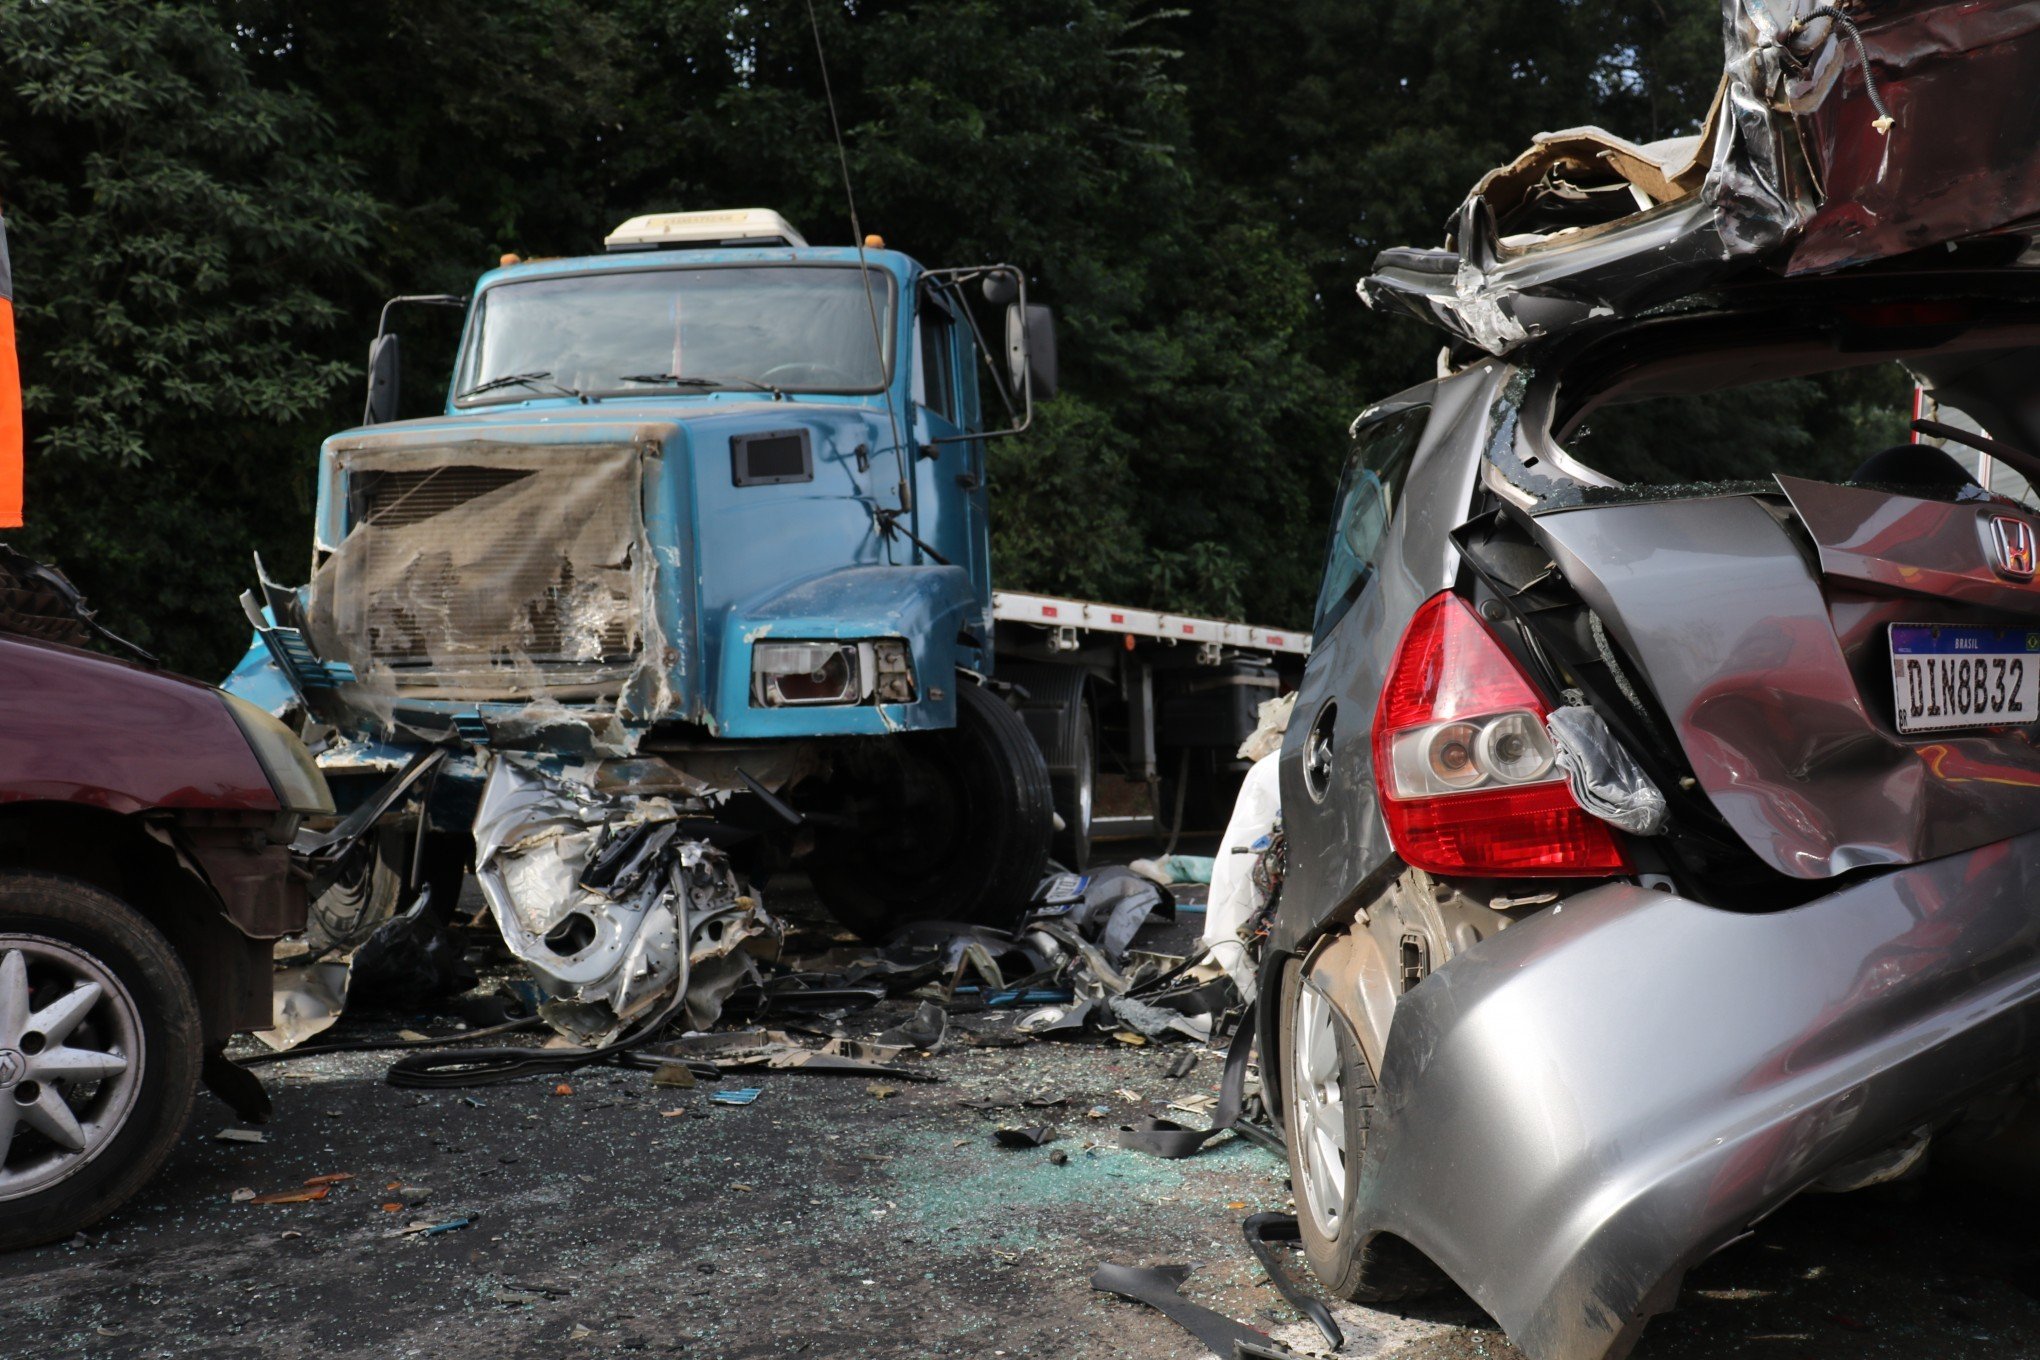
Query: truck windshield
[[456, 264, 895, 404]]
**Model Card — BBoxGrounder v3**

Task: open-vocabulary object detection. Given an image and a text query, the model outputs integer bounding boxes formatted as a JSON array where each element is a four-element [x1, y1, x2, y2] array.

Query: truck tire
[[0, 872, 203, 1251], [806, 681, 1054, 938], [308, 820, 409, 949]]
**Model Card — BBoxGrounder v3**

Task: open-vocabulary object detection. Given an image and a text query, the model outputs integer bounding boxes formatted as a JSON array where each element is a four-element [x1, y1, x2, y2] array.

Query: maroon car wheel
[[0, 872, 202, 1251]]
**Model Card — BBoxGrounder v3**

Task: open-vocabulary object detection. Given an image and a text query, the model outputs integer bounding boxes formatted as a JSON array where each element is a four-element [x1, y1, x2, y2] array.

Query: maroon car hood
[[0, 633, 277, 814]]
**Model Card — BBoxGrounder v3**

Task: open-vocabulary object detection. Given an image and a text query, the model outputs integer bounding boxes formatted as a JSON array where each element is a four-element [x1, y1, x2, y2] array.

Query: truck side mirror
[[363, 333, 401, 427], [1005, 303, 1058, 407]]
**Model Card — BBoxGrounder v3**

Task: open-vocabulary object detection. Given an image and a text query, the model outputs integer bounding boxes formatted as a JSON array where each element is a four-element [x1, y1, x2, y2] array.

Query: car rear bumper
[[1350, 833, 2040, 1360]]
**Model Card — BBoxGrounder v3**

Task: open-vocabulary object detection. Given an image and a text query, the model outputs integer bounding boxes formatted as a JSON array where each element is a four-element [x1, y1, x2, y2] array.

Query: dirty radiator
[[308, 440, 649, 699]]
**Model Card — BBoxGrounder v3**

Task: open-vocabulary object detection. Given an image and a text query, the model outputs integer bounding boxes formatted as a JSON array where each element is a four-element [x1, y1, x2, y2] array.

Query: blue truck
[[226, 209, 1305, 1034]]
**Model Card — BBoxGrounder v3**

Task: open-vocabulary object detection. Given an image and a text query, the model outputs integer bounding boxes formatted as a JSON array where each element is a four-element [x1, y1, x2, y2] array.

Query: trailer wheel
[[1051, 700, 1096, 870], [806, 681, 1054, 938]]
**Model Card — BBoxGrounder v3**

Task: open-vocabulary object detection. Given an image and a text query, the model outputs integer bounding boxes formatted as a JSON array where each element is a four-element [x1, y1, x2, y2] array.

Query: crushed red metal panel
[[1785, 0, 2040, 273]]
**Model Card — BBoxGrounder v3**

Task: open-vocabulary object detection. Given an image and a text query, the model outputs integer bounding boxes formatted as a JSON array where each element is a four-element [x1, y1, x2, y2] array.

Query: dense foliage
[[0, 0, 1906, 675]]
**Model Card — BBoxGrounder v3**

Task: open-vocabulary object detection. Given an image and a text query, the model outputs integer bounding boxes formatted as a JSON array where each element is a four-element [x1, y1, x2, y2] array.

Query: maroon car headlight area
[[216, 689, 335, 823]]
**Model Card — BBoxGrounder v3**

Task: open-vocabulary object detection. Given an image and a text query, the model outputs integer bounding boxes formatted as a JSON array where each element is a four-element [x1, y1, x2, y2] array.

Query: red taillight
[[1373, 593, 1630, 877]]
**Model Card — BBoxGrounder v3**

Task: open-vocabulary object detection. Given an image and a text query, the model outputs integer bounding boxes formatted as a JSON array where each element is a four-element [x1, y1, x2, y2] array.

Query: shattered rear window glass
[[1563, 364, 1913, 487]]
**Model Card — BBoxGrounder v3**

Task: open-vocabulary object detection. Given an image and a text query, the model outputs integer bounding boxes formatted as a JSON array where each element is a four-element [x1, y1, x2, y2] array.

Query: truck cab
[[230, 209, 1064, 957]]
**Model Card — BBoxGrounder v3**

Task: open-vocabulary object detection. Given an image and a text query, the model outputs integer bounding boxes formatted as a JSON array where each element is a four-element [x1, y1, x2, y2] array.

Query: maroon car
[[0, 552, 329, 1247]]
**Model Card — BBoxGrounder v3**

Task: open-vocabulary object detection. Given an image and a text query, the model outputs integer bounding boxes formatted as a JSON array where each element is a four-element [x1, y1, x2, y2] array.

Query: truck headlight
[[751, 640, 916, 707], [217, 689, 337, 816]]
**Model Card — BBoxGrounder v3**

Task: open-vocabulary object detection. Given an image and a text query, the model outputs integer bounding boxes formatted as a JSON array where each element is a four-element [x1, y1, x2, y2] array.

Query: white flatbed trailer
[[992, 590, 1312, 657], [988, 590, 1310, 858]]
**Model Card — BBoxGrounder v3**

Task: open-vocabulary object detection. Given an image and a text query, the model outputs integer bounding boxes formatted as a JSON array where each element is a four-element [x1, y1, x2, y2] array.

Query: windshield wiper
[[618, 373, 784, 399], [457, 370, 582, 401]]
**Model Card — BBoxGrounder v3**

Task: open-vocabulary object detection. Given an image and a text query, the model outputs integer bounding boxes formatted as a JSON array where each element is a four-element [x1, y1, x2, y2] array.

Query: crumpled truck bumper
[[1349, 833, 2040, 1360]]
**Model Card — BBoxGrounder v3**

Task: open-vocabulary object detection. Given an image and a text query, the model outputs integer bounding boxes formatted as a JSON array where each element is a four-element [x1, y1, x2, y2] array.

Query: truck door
[[911, 288, 990, 617]]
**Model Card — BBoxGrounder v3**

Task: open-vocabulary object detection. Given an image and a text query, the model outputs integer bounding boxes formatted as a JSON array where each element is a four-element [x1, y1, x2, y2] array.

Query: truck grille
[[313, 443, 648, 695]]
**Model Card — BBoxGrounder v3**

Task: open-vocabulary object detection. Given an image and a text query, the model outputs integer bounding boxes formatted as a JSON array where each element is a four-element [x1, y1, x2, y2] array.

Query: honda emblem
[[1991, 514, 2037, 581]]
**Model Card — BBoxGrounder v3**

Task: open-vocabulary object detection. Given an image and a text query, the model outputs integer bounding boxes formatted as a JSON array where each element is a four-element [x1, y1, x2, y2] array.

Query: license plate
[[1890, 624, 2040, 734]]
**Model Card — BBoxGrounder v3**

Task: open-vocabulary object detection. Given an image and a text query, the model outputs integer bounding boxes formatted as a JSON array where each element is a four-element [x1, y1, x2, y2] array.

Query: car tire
[[1279, 955, 1437, 1302], [0, 872, 203, 1251], [806, 681, 1055, 938]]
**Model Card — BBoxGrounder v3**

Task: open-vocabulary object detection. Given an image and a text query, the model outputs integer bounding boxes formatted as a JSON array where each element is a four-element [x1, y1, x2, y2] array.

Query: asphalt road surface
[[2, 880, 2036, 1359]]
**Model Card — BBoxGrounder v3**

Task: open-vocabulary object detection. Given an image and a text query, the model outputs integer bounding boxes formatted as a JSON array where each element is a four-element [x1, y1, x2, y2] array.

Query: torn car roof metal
[[1363, 0, 2040, 355]]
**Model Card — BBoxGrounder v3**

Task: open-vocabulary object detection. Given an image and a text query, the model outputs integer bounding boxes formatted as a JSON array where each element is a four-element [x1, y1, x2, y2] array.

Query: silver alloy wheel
[[1291, 981, 1349, 1241], [0, 937, 143, 1199]]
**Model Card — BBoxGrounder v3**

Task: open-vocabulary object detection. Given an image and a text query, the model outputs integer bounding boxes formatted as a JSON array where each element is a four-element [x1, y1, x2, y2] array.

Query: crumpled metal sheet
[[1545, 703, 1667, 836], [255, 960, 350, 1050], [1363, 0, 2040, 354], [471, 753, 781, 1044]]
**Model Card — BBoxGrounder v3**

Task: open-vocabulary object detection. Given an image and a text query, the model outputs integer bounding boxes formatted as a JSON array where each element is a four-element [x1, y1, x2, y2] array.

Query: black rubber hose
[[1798, 7, 1896, 129]]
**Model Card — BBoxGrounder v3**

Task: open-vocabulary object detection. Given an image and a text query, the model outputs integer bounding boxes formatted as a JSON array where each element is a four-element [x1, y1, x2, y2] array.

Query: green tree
[[0, 0, 378, 671], [1, 0, 1909, 673], [590, 0, 1342, 622]]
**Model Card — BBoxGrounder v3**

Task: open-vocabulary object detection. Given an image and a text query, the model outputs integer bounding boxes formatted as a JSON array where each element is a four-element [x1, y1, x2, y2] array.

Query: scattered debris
[[1089, 1262, 1278, 1357], [650, 1028, 936, 1082], [1241, 1212, 1345, 1351], [304, 1172, 354, 1186], [711, 1088, 762, 1106], [247, 1186, 330, 1206], [386, 1216, 472, 1239], [214, 1128, 268, 1144], [1109, 994, 1211, 1043], [993, 1124, 1059, 1149], [875, 1000, 948, 1049]]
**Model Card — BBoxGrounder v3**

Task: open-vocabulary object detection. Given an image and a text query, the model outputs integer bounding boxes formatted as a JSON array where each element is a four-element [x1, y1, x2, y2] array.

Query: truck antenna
[[804, 0, 914, 527]]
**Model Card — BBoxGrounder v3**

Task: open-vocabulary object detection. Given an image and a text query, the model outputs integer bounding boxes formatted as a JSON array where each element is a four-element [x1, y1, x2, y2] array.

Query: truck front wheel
[[805, 681, 1054, 938]]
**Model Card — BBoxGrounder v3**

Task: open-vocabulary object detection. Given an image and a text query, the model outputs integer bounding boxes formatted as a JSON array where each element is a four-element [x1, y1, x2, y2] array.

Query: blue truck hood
[[297, 397, 979, 750]]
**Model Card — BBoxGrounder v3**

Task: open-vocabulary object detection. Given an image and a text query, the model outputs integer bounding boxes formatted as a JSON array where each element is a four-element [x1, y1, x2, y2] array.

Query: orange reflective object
[[0, 296, 19, 530]]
